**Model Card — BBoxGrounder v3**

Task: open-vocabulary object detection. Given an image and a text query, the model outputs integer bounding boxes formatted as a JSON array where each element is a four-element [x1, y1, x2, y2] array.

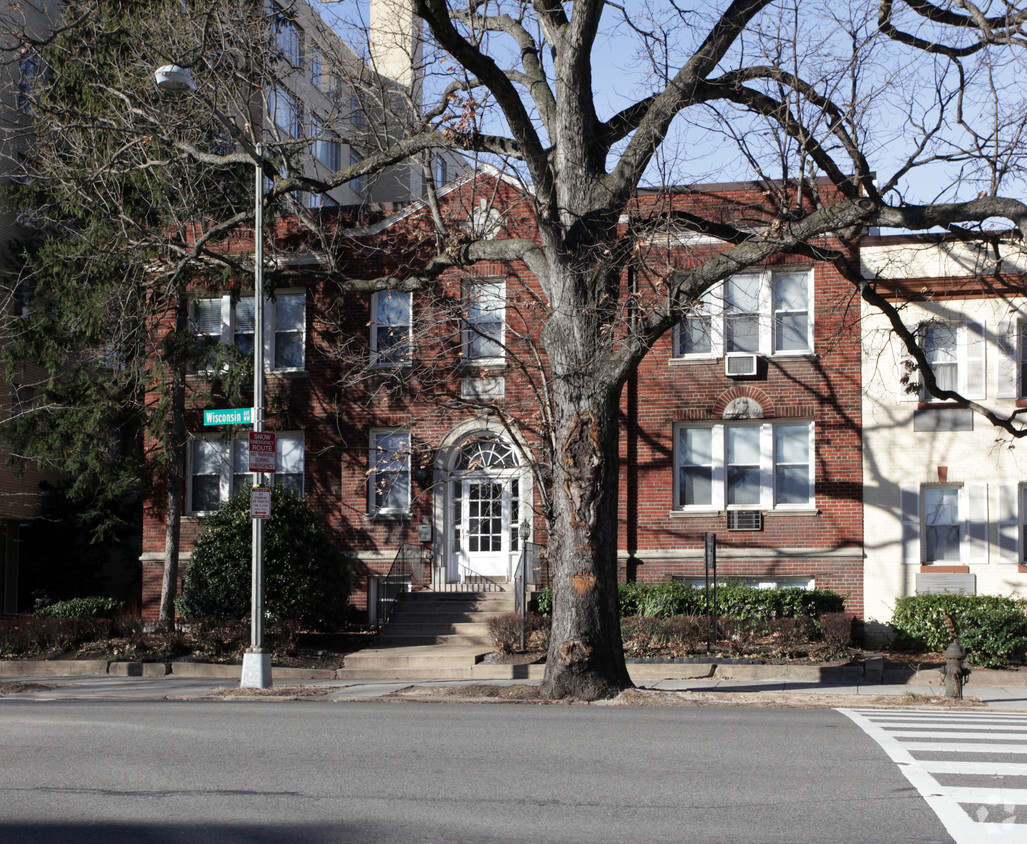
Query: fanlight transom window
[[454, 437, 518, 473]]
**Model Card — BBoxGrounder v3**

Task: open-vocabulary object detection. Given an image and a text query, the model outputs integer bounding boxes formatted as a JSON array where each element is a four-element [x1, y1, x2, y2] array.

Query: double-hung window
[[370, 291, 412, 366], [463, 280, 505, 363], [675, 269, 812, 358], [189, 433, 304, 514], [900, 483, 989, 565], [675, 421, 814, 510], [899, 320, 986, 402], [996, 319, 1027, 399], [191, 291, 305, 371], [370, 430, 410, 514]]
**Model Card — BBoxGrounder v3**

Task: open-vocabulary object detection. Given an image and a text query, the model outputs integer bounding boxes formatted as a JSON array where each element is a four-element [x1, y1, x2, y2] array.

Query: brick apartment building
[[139, 170, 867, 622]]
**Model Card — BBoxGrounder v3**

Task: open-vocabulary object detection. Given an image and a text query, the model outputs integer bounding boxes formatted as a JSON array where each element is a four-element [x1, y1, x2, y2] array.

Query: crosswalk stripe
[[898, 741, 1027, 754], [943, 786, 1027, 805], [922, 760, 1027, 775], [839, 708, 1027, 844], [891, 730, 1027, 741]]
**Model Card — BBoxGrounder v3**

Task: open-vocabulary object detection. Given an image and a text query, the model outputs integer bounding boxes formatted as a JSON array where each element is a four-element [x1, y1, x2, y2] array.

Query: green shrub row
[[534, 581, 844, 621], [891, 593, 1027, 668], [34, 596, 126, 619]]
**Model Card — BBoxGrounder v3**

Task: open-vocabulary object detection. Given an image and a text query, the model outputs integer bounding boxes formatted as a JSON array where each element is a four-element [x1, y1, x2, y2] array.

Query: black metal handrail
[[514, 542, 547, 614], [375, 543, 426, 626]]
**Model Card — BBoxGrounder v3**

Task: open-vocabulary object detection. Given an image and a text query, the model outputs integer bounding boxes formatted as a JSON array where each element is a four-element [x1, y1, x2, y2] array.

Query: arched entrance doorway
[[445, 434, 527, 582]]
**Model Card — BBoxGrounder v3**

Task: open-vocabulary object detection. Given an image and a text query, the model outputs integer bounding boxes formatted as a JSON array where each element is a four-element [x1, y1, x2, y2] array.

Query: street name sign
[[203, 407, 253, 427], [248, 432, 277, 473], [250, 487, 271, 519]]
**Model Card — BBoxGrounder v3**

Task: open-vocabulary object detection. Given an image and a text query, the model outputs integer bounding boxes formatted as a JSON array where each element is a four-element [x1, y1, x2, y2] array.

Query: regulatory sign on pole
[[250, 487, 271, 519], [248, 431, 276, 473]]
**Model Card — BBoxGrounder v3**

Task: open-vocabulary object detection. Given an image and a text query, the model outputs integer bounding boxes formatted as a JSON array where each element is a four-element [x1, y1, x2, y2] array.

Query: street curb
[[0, 659, 337, 681], [1, 658, 1024, 686]]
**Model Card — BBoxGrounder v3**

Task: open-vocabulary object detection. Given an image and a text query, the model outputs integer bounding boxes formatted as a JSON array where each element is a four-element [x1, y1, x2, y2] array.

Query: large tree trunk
[[158, 302, 188, 630], [540, 312, 633, 700]]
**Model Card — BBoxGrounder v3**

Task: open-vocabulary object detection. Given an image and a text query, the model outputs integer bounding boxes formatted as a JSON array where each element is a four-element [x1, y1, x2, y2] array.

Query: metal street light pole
[[241, 140, 271, 688], [154, 65, 271, 688]]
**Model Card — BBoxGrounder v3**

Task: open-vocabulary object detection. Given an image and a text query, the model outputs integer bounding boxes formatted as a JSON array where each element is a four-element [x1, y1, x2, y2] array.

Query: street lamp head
[[154, 65, 196, 93]]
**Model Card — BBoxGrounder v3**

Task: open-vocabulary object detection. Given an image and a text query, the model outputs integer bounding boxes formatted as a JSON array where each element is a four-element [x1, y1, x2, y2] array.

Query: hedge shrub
[[34, 596, 125, 619], [535, 581, 844, 621], [891, 593, 1027, 668], [178, 486, 350, 631]]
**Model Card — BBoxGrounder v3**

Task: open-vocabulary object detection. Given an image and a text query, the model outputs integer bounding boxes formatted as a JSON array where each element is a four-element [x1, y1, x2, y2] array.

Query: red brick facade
[[140, 174, 865, 621]]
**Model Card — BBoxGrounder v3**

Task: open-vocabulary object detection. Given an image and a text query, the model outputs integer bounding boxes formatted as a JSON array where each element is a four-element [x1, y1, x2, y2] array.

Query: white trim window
[[463, 279, 505, 363], [188, 433, 304, 514], [899, 483, 989, 565], [370, 429, 411, 514], [272, 85, 303, 138], [899, 319, 986, 402], [675, 269, 812, 358], [370, 291, 412, 366], [675, 421, 814, 510], [191, 291, 305, 371]]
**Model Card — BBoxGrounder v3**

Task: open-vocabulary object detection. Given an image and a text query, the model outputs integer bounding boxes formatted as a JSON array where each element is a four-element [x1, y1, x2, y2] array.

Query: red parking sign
[[248, 432, 276, 473]]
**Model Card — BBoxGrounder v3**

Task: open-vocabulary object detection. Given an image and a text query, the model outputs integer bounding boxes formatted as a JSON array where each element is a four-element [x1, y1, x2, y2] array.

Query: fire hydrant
[[942, 639, 969, 699]]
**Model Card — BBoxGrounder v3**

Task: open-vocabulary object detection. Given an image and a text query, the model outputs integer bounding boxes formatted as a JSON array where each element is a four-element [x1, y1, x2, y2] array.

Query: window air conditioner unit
[[726, 509, 762, 531], [725, 353, 759, 377]]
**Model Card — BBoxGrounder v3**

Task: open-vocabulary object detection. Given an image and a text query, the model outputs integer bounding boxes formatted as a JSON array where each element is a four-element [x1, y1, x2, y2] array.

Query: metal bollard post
[[943, 639, 968, 699]]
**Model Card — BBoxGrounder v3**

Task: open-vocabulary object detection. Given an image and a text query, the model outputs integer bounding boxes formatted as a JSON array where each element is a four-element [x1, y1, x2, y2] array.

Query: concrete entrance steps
[[339, 590, 526, 680]]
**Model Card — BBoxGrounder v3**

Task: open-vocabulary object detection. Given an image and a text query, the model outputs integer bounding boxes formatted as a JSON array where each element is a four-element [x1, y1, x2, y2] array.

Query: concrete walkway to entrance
[[2, 659, 1026, 709]]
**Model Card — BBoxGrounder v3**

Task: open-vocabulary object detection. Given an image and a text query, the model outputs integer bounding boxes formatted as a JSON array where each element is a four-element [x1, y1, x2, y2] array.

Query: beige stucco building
[[861, 233, 1027, 641]]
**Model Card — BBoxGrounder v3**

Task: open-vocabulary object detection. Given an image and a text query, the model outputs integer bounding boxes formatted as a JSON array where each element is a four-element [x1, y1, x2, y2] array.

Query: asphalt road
[[0, 700, 951, 843]]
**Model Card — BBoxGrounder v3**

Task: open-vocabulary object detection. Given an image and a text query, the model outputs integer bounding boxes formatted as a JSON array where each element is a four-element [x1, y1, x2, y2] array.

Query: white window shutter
[[996, 319, 1019, 399], [758, 271, 772, 355], [900, 484, 921, 564], [897, 332, 920, 402], [964, 483, 989, 565], [961, 320, 986, 400], [996, 483, 1020, 564]]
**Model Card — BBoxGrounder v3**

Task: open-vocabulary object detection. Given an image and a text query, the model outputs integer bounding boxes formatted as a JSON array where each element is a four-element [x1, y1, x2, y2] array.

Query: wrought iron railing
[[376, 542, 550, 625], [375, 543, 426, 626]]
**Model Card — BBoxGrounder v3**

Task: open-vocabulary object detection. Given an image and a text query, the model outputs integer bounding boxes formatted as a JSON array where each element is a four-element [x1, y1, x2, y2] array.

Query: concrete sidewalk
[[1, 661, 1025, 708]]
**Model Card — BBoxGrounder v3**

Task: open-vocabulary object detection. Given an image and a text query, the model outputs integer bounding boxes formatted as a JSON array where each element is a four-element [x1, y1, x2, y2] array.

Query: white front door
[[451, 475, 521, 580]]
